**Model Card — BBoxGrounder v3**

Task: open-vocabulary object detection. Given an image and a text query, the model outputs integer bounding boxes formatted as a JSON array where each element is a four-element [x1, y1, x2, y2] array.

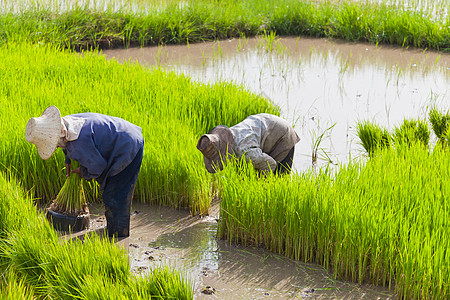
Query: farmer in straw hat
[[25, 106, 144, 238], [197, 113, 300, 175]]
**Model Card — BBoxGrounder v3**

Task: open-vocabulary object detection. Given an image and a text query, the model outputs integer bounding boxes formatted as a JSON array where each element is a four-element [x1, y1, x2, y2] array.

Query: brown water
[[68, 202, 396, 299], [102, 37, 450, 172]]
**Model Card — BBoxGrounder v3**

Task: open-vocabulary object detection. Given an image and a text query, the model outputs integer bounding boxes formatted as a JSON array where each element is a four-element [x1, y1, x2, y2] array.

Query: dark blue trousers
[[102, 146, 143, 237], [274, 146, 295, 175]]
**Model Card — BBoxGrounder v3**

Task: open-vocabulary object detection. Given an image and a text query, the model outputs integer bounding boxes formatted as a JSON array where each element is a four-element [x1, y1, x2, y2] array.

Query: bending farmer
[[25, 106, 144, 238], [197, 113, 300, 174]]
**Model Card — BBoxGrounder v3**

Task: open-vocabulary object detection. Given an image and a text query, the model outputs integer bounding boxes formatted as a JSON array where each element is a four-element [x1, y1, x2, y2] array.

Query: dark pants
[[274, 146, 295, 175], [102, 146, 144, 238]]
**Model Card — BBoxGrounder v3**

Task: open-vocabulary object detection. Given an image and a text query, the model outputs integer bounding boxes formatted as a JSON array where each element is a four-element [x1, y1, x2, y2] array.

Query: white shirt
[[230, 113, 300, 172]]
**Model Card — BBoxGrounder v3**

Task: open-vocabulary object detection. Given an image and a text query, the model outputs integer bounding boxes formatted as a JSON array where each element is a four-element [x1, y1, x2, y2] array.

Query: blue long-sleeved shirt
[[63, 113, 144, 190]]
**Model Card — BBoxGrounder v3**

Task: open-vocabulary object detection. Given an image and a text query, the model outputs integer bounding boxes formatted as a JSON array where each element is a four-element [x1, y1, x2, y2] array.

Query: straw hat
[[197, 125, 235, 173], [25, 106, 62, 160]]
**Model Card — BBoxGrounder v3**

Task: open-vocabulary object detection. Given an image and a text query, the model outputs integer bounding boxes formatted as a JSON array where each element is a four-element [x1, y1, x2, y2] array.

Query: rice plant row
[[218, 144, 450, 299], [1, 0, 449, 52]]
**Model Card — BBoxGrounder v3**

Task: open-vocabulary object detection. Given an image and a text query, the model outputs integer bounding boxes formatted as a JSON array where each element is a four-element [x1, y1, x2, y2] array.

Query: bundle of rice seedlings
[[394, 119, 430, 148], [428, 107, 450, 146], [48, 161, 88, 217], [356, 121, 391, 158]]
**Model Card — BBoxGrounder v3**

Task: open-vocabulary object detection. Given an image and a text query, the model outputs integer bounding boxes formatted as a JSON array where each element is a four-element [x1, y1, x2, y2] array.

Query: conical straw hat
[[25, 106, 61, 160]]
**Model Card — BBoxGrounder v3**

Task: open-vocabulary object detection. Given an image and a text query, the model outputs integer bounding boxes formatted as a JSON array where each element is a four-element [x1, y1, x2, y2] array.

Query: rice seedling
[[0, 271, 35, 300], [218, 143, 450, 299], [48, 161, 87, 216], [258, 30, 278, 52], [311, 123, 336, 166], [0, 42, 278, 215], [356, 120, 392, 157], [428, 106, 450, 146], [0, 171, 194, 299], [2, 0, 448, 52], [393, 118, 430, 147], [1, 0, 450, 298]]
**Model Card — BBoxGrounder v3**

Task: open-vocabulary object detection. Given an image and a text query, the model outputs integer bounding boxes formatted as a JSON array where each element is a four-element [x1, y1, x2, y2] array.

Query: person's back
[[197, 113, 300, 174], [64, 113, 143, 189]]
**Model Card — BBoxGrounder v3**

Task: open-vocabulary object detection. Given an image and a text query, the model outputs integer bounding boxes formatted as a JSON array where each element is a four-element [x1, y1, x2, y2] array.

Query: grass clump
[[356, 121, 392, 158], [429, 106, 450, 146], [393, 118, 430, 148], [357, 118, 431, 157], [48, 161, 88, 216]]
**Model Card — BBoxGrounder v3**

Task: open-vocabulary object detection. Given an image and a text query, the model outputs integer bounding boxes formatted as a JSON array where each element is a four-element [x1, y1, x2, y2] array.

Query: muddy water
[[99, 38, 450, 298], [102, 37, 450, 173], [68, 202, 396, 299]]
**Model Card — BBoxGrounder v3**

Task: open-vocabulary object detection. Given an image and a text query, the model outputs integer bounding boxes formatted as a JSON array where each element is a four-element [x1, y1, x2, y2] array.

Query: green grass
[[1, 0, 449, 52], [1, 1, 450, 298], [218, 144, 450, 299], [0, 42, 278, 214], [356, 120, 392, 158], [0, 171, 193, 299], [429, 106, 450, 146]]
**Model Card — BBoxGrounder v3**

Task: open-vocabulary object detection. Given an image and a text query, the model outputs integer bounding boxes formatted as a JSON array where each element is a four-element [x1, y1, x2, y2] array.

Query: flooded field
[[98, 37, 450, 298], [102, 37, 450, 172]]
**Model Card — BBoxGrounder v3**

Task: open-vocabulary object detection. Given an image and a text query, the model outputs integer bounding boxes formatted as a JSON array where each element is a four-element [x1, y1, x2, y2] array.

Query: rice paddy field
[[0, 0, 449, 299]]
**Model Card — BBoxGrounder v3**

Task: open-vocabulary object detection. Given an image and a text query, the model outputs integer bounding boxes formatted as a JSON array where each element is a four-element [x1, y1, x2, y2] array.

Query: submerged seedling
[[311, 123, 336, 167]]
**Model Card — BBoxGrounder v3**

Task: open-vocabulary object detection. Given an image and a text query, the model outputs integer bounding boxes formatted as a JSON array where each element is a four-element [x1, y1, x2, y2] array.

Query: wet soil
[[66, 201, 396, 299]]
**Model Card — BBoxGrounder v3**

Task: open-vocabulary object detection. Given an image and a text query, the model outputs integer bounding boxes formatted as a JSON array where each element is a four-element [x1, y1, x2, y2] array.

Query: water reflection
[[110, 202, 396, 299], [102, 37, 450, 172]]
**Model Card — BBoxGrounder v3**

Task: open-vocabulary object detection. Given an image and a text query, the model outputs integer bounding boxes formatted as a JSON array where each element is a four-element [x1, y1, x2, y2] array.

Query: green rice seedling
[[0, 271, 35, 300], [428, 106, 450, 146], [0, 42, 277, 215], [2, 0, 449, 52], [356, 120, 391, 158], [0, 171, 193, 299], [48, 161, 87, 216], [311, 123, 336, 166], [257, 29, 278, 52], [393, 118, 430, 148], [217, 143, 450, 299], [71, 266, 193, 300]]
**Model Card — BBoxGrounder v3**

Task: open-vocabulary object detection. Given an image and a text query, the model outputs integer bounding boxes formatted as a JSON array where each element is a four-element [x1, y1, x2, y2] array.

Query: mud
[[66, 201, 396, 299], [102, 37, 450, 172]]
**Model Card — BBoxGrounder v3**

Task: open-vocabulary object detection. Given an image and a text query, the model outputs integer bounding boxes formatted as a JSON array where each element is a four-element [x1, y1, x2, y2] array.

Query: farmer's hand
[[65, 163, 71, 177], [71, 167, 82, 177]]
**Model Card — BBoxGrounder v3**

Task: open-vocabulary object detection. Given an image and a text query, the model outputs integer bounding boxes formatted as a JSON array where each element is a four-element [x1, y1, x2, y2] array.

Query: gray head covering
[[197, 125, 235, 173]]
